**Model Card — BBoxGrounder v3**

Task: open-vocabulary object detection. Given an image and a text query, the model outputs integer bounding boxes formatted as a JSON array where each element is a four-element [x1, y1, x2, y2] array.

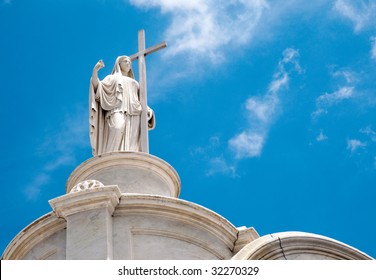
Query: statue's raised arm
[[91, 59, 105, 91]]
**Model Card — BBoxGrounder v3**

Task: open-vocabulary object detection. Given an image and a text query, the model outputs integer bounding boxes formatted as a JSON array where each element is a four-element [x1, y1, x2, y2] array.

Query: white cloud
[[245, 95, 278, 124], [228, 48, 301, 158], [229, 132, 264, 159], [311, 108, 327, 119], [331, 68, 357, 84], [206, 156, 237, 177], [205, 49, 300, 166], [360, 126, 376, 142], [347, 139, 366, 152], [317, 86, 354, 105], [279, 48, 303, 74], [346, 128, 376, 168], [334, 1, 376, 61], [24, 107, 88, 200], [316, 130, 328, 142], [268, 72, 289, 94], [44, 154, 76, 172], [312, 69, 356, 119], [38, 108, 87, 163], [24, 173, 50, 201], [190, 136, 237, 177], [129, 0, 268, 64], [334, 0, 376, 33], [371, 37, 376, 61]]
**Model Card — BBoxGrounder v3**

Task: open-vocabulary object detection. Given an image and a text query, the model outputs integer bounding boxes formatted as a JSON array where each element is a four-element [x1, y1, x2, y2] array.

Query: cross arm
[[129, 41, 167, 61]]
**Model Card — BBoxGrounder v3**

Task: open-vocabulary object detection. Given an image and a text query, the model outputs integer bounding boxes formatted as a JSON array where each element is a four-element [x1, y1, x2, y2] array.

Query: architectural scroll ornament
[[70, 180, 105, 193]]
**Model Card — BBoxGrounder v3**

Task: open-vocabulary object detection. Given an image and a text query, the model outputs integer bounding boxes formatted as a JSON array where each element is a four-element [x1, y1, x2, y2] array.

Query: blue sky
[[1, 0, 376, 258]]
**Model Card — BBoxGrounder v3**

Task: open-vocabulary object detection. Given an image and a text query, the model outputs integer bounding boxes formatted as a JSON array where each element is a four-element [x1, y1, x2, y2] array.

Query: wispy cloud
[[24, 107, 88, 200], [316, 130, 328, 142], [24, 174, 50, 201], [318, 86, 354, 104], [346, 127, 376, 168], [360, 126, 376, 142], [334, 0, 376, 33], [129, 0, 268, 64], [334, 1, 376, 61], [229, 132, 265, 159], [190, 136, 237, 177], [371, 37, 376, 61], [347, 139, 367, 153], [312, 69, 356, 119], [229, 48, 301, 159], [206, 156, 237, 177]]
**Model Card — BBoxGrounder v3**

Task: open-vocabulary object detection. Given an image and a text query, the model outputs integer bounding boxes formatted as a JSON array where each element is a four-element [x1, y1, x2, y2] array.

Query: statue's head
[[112, 56, 134, 79]]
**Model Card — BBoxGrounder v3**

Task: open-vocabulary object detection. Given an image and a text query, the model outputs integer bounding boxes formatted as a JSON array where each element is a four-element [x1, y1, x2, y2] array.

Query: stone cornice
[[114, 194, 239, 250], [232, 231, 374, 260], [233, 227, 260, 254], [49, 185, 122, 218], [1, 212, 66, 260]]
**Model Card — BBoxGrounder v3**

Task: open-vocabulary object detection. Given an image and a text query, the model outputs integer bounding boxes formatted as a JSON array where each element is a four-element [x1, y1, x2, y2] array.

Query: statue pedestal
[[66, 152, 181, 198]]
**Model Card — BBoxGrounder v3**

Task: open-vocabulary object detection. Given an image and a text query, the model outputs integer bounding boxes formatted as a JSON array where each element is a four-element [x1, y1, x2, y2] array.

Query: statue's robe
[[89, 73, 155, 156]]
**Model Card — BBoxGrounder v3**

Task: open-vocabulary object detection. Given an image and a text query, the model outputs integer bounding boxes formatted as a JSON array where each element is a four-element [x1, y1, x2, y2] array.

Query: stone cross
[[129, 30, 167, 153]]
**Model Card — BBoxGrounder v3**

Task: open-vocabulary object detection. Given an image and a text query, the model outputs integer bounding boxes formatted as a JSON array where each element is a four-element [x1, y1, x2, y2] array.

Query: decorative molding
[[231, 232, 373, 260], [38, 247, 58, 260], [233, 227, 260, 254], [1, 212, 66, 260], [114, 194, 239, 250], [50, 185, 122, 218], [70, 180, 105, 193]]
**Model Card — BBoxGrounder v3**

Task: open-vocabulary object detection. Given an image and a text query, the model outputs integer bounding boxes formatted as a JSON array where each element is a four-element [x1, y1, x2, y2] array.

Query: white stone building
[[2, 152, 373, 260]]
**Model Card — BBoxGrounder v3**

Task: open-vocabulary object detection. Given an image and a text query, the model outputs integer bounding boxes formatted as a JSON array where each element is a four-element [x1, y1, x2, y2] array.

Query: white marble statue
[[89, 56, 155, 155]]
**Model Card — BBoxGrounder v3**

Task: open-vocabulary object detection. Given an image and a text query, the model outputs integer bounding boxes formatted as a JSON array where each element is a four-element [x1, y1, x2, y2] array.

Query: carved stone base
[[66, 152, 181, 197]]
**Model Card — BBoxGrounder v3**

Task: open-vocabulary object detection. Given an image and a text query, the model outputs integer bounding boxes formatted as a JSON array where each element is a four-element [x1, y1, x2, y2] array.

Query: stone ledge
[[233, 227, 260, 254], [50, 185, 121, 218], [231, 231, 374, 260], [1, 212, 66, 260], [114, 194, 239, 250]]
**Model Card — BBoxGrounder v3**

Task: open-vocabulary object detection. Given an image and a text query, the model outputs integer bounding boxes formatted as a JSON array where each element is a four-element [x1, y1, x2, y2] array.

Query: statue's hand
[[147, 107, 153, 120], [94, 59, 105, 71]]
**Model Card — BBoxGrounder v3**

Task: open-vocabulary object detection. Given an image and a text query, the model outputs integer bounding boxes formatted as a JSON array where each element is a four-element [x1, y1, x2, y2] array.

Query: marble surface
[[232, 231, 373, 260], [4, 189, 373, 260], [3, 153, 372, 260], [66, 152, 180, 197]]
